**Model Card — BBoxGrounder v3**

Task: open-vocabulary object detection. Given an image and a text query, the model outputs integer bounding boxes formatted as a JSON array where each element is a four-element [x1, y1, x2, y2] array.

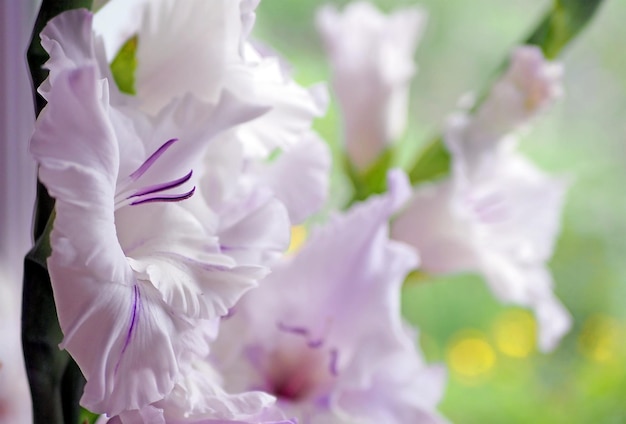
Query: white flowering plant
[[9, 0, 609, 423]]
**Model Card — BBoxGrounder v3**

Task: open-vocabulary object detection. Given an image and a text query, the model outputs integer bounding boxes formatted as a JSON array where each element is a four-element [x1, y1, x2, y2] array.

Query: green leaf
[[345, 147, 394, 205], [110, 35, 138, 95], [406, 0, 606, 186], [79, 408, 100, 424], [408, 136, 451, 185]]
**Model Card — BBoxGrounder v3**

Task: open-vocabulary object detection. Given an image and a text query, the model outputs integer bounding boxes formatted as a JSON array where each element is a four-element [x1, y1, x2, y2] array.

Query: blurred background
[[255, 0, 626, 423]]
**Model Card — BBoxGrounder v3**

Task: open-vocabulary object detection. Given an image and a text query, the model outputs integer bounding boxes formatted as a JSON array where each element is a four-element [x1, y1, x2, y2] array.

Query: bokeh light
[[578, 315, 622, 363], [447, 330, 496, 383], [492, 309, 537, 358], [287, 225, 308, 255]]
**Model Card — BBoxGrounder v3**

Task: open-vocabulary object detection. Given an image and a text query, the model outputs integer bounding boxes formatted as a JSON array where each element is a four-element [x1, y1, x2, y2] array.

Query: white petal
[[117, 203, 265, 320], [135, 0, 241, 113], [482, 261, 572, 352], [258, 132, 331, 224], [218, 197, 291, 265], [316, 2, 426, 171], [31, 66, 126, 279], [392, 178, 481, 274], [211, 171, 449, 422], [159, 360, 275, 421], [228, 46, 328, 158], [31, 66, 118, 199], [394, 151, 571, 351], [446, 46, 563, 173], [125, 90, 270, 194], [49, 240, 185, 415], [40, 9, 117, 101]]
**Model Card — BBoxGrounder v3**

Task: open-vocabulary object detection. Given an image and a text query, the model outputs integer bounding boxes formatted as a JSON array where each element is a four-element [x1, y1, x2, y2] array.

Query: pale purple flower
[[316, 2, 426, 171], [96, 318, 293, 424], [93, 0, 241, 114], [392, 46, 571, 351], [449, 45, 563, 176], [94, 0, 327, 157], [31, 10, 271, 415], [93, 0, 332, 259], [191, 130, 331, 265], [211, 171, 448, 424]]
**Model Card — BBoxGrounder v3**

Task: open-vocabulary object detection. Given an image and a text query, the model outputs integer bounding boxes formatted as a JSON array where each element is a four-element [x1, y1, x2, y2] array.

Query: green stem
[[406, 0, 606, 186]]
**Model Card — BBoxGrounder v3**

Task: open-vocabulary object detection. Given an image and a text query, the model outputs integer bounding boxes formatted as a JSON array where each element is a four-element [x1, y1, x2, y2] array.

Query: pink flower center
[[246, 322, 339, 403]]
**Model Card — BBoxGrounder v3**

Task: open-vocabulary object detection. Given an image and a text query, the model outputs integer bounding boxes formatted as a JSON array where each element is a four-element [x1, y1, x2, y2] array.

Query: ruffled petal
[[39, 9, 117, 101], [123, 90, 269, 195], [258, 132, 331, 224], [127, 0, 241, 113], [49, 238, 186, 415], [31, 66, 126, 280], [482, 260, 572, 352], [116, 203, 265, 319], [158, 360, 275, 421], [31, 66, 117, 197], [446, 45, 563, 174], [253, 170, 415, 344], [393, 152, 570, 350], [229, 45, 329, 158], [391, 178, 481, 274], [212, 171, 446, 422], [217, 197, 291, 265]]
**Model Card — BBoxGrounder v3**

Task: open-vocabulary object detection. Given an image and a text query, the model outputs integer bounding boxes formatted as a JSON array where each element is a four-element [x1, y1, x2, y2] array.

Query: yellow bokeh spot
[[286, 226, 308, 255], [492, 309, 537, 358], [578, 315, 622, 363], [447, 331, 496, 381]]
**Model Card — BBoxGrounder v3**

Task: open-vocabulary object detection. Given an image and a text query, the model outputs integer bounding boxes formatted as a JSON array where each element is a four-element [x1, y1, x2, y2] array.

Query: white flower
[[94, 0, 327, 158], [212, 171, 448, 423], [392, 46, 571, 351], [316, 1, 426, 171], [31, 10, 270, 415]]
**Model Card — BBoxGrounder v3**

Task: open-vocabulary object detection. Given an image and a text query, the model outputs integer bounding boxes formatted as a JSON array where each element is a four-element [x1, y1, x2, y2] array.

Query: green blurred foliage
[[256, 0, 626, 422]]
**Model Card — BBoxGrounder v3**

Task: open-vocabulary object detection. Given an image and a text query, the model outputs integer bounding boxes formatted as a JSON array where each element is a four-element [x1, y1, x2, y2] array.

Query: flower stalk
[[406, 0, 606, 188]]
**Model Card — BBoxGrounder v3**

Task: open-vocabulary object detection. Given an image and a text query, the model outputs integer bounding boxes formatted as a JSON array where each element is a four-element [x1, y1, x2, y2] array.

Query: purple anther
[[130, 187, 196, 205], [130, 170, 193, 198], [129, 138, 178, 181]]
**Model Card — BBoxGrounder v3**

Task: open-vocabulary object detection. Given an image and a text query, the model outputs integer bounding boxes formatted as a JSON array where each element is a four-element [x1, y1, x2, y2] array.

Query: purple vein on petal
[[277, 321, 311, 337], [129, 138, 178, 181], [115, 284, 140, 375], [130, 187, 196, 206], [328, 348, 339, 376], [277, 321, 326, 348], [130, 170, 193, 198]]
